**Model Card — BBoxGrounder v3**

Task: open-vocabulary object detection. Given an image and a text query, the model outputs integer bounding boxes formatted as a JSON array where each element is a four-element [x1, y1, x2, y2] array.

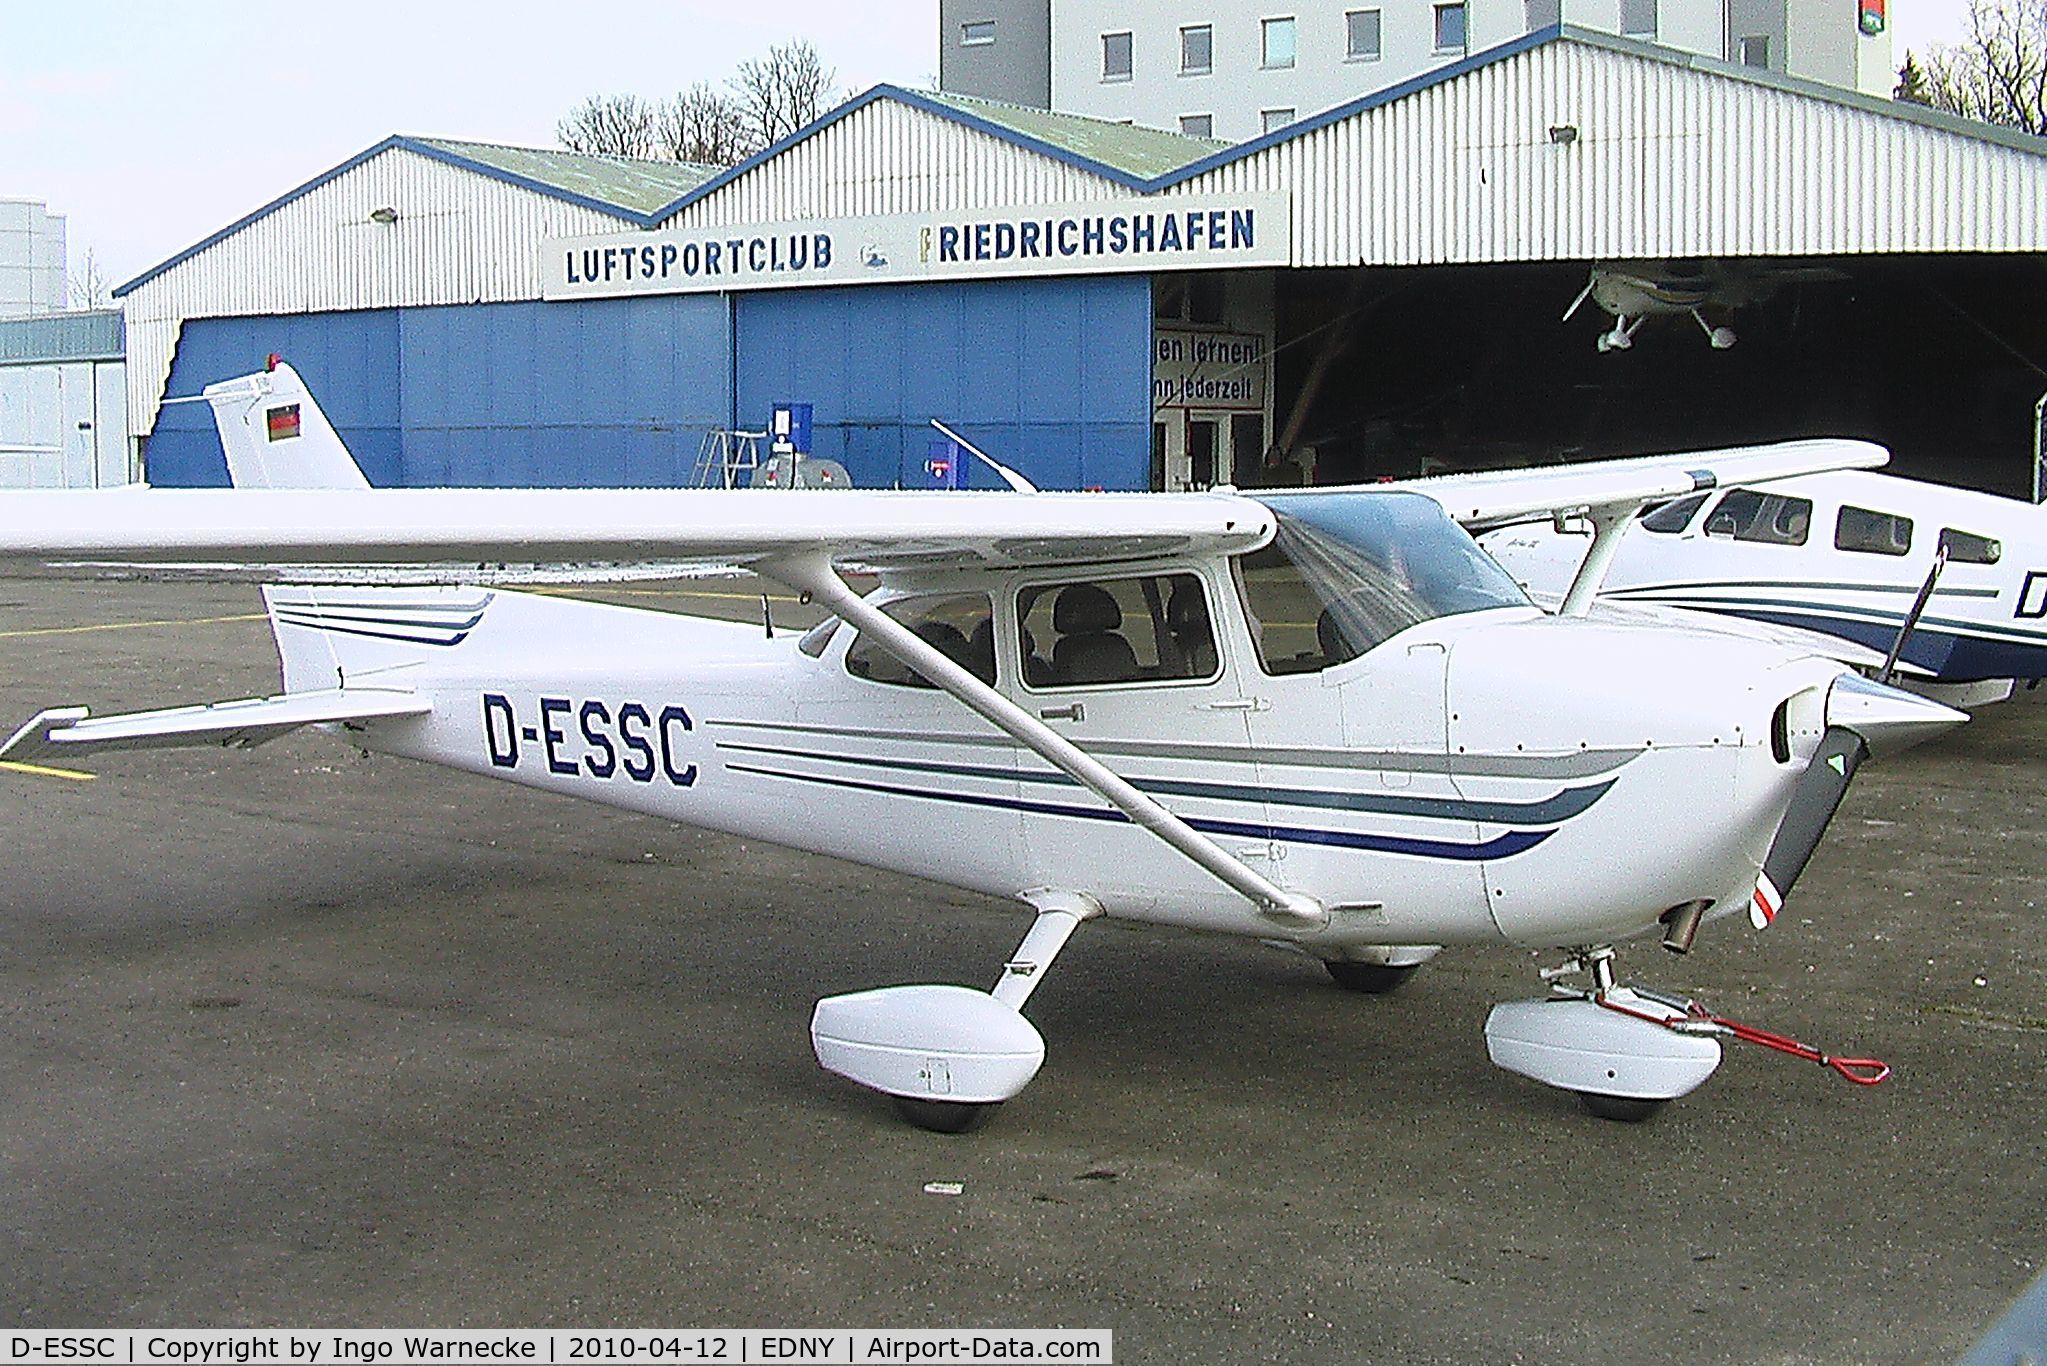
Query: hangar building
[[119, 28, 2047, 497]]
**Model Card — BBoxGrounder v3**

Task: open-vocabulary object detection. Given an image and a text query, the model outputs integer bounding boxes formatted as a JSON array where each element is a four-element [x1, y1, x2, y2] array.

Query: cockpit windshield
[[1236, 491, 1529, 673]]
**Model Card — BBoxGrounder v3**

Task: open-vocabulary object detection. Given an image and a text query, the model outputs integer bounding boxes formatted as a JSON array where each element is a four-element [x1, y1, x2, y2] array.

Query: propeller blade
[[1562, 278, 1596, 322], [1752, 725, 1868, 927]]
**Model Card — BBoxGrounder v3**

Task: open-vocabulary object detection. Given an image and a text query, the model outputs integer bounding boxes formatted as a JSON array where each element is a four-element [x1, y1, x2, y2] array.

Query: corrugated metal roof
[[410, 138, 718, 215], [910, 90, 1230, 178], [116, 135, 714, 299], [0, 309, 122, 366]]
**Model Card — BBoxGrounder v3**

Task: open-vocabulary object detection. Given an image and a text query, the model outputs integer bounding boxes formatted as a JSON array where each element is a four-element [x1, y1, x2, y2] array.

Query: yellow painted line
[[0, 759, 95, 782], [0, 612, 266, 640]]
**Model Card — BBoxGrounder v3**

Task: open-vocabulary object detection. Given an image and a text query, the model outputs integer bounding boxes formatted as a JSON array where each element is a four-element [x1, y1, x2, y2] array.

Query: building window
[[1435, 3, 1468, 51], [1261, 107, 1296, 132], [1180, 113, 1215, 136], [1181, 24, 1213, 74], [960, 20, 995, 45], [1102, 31, 1133, 81], [1347, 9, 1384, 59], [1262, 16, 1297, 69], [1739, 34, 1770, 66], [1620, 0, 1656, 37]]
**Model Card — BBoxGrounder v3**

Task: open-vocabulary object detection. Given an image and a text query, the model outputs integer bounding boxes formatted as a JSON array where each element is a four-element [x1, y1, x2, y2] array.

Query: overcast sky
[[2, 0, 1976, 294]]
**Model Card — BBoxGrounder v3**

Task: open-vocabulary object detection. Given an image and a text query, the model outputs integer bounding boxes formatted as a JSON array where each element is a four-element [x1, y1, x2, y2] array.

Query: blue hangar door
[[733, 276, 1153, 491], [148, 296, 733, 487]]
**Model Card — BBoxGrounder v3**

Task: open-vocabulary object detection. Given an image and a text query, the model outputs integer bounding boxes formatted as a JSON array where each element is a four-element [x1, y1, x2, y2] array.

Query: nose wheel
[[1486, 947, 1722, 1121]]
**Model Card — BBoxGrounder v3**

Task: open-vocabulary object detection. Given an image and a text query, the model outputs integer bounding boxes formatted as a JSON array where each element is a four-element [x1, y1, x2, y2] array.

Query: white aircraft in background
[[0, 363, 1965, 1130], [1483, 470, 2047, 709], [1562, 259, 1843, 353]]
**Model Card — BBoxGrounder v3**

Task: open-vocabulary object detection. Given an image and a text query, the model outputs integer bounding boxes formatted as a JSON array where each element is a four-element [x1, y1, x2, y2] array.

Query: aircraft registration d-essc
[[0, 363, 1968, 1131], [1484, 469, 2047, 710]]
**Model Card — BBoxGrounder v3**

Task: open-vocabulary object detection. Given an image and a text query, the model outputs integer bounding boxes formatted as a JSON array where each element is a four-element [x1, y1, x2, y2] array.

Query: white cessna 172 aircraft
[[1562, 259, 1842, 354], [0, 363, 1967, 1131], [1483, 470, 2047, 709]]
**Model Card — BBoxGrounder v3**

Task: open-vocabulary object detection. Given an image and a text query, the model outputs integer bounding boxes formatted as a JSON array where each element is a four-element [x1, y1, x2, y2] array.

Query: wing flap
[[1392, 438, 1889, 531], [1, 689, 430, 764]]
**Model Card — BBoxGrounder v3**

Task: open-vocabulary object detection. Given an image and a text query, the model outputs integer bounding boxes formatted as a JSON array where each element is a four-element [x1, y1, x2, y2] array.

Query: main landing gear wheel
[[1324, 960, 1417, 994], [1576, 1092, 1667, 1123], [892, 1097, 1000, 1134]]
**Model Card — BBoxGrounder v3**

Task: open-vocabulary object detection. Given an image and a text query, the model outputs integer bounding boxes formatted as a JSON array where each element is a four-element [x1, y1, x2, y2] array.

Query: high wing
[[1386, 438, 1888, 533], [0, 487, 1275, 574]]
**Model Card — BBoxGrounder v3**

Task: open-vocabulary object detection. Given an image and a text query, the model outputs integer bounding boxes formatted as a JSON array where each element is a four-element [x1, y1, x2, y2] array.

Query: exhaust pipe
[[1661, 899, 1710, 954]]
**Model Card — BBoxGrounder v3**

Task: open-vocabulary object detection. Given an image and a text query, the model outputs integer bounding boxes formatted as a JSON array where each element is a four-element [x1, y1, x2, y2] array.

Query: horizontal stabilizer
[[0, 689, 429, 764]]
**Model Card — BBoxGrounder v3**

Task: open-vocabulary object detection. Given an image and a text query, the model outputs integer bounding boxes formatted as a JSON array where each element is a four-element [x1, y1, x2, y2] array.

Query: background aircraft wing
[[1385, 438, 1888, 532], [0, 488, 1276, 575]]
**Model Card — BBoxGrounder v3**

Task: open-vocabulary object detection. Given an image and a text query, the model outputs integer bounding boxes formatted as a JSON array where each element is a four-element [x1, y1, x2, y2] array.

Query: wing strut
[[761, 554, 1327, 929], [1559, 500, 1649, 617]]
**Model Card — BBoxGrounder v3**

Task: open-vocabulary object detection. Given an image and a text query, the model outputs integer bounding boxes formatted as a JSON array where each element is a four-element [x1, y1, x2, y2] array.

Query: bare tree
[[655, 81, 750, 166], [729, 39, 842, 151], [1910, 0, 2047, 134], [557, 93, 659, 158], [68, 248, 110, 310]]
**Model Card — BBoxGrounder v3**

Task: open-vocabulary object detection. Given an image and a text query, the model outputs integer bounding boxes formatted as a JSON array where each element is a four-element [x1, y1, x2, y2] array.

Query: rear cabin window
[[1015, 573, 1218, 688], [1639, 493, 1708, 533], [1835, 505, 1913, 556], [1939, 528, 2002, 564], [1702, 490, 1812, 545], [845, 593, 996, 688]]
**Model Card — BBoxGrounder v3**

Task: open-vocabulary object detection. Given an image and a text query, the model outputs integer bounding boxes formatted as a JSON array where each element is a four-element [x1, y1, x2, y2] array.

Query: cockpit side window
[[1639, 492, 1708, 534], [1014, 573, 1219, 689], [1237, 493, 1526, 674], [844, 593, 996, 689], [1703, 490, 1812, 546]]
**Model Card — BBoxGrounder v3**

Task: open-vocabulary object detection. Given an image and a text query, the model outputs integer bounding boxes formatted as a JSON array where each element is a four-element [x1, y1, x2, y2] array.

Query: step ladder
[[690, 428, 768, 489]]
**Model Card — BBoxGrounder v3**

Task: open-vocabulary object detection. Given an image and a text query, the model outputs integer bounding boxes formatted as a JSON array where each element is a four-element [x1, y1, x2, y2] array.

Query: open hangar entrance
[[1245, 255, 2047, 499]]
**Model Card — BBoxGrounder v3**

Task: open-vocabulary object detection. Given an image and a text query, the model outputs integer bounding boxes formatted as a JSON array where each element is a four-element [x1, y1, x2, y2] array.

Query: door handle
[[1039, 703, 1085, 721], [1206, 697, 1270, 712]]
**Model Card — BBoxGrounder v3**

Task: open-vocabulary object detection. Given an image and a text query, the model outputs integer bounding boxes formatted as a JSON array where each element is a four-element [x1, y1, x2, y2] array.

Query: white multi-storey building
[[0, 199, 67, 318], [942, 0, 1895, 140]]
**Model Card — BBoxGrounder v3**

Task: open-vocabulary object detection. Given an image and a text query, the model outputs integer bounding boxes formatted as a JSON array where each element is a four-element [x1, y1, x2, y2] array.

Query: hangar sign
[[1153, 330, 1266, 410], [541, 194, 1291, 300]]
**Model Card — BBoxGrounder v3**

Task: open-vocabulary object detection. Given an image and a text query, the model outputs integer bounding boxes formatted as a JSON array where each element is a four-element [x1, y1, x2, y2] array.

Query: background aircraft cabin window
[[1237, 493, 1525, 674], [1015, 574, 1217, 688], [1939, 528, 2002, 564], [845, 593, 996, 689], [1835, 505, 1914, 557], [1701, 490, 1812, 545], [1639, 492, 1708, 534]]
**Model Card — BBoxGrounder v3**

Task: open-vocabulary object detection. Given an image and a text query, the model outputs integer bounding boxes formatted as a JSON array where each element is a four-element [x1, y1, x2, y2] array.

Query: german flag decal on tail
[[266, 404, 301, 441]]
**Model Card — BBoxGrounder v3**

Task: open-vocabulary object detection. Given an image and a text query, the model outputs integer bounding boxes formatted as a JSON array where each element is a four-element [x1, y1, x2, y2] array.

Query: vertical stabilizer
[[204, 360, 371, 490]]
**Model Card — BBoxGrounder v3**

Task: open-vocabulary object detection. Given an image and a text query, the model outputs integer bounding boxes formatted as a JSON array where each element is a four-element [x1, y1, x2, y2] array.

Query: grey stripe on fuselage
[[708, 719, 1641, 781]]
